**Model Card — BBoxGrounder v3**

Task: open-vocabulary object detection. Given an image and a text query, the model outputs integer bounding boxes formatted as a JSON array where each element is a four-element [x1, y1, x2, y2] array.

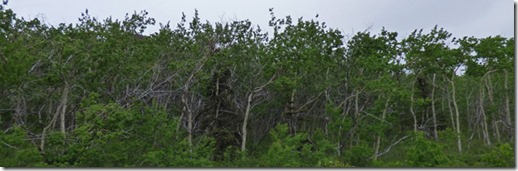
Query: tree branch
[[370, 135, 409, 160], [0, 140, 18, 149]]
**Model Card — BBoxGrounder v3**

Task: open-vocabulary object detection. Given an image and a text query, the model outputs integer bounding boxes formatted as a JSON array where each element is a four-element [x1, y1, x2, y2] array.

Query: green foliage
[[344, 142, 373, 167], [0, 126, 46, 167], [302, 130, 340, 167], [481, 143, 514, 167], [404, 132, 448, 167], [258, 124, 342, 167], [0, 3, 514, 168], [260, 124, 304, 167]]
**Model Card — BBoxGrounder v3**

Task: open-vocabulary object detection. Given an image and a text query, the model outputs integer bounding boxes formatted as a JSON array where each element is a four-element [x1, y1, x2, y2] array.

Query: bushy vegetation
[[0, 1, 514, 167]]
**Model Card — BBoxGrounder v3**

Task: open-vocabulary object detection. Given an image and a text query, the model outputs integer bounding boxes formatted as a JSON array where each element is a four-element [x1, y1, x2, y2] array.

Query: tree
[[0, 3, 514, 167]]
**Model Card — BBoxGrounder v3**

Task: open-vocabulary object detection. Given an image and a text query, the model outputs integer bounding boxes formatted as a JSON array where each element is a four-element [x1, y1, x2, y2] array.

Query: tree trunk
[[465, 88, 474, 139], [431, 73, 438, 141], [445, 81, 455, 132], [479, 86, 491, 146], [480, 71, 494, 146], [240, 72, 275, 154], [179, 93, 193, 156], [493, 121, 500, 142], [485, 74, 498, 142], [183, 95, 193, 148], [176, 54, 210, 153], [504, 70, 511, 127], [40, 99, 63, 153], [449, 75, 462, 153], [355, 90, 359, 120], [410, 81, 417, 132], [241, 93, 253, 153], [373, 97, 390, 161], [59, 82, 69, 139], [13, 95, 27, 126], [350, 90, 360, 147]]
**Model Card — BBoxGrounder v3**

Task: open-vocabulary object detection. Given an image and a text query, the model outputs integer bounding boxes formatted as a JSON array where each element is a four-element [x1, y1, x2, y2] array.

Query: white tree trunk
[[241, 93, 253, 153], [450, 77, 462, 153], [373, 97, 390, 161], [59, 82, 69, 139], [480, 88, 491, 146], [431, 73, 438, 141]]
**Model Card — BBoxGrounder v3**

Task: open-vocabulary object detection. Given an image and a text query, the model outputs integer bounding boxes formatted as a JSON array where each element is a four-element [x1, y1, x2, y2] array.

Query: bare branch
[[362, 111, 393, 126], [370, 135, 409, 160], [0, 140, 18, 149]]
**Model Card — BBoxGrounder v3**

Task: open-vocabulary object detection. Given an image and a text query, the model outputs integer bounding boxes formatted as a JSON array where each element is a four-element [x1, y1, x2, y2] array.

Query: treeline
[[0, 2, 514, 167]]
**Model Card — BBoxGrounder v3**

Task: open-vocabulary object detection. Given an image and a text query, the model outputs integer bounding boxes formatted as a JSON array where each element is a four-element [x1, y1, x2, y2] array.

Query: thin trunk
[[449, 75, 462, 153], [351, 90, 360, 147], [60, 83, 69, 138], [504, 70, 511, 127], [440, 90, 446, 128], [493, 121, 501, 142], [476, 105, 481, 140], [178, 93, 193, 153], [446, 83, 455, 132], [480, 86, 491, 146], [485, 74, 494, 105], [431, 73, 437, 141], [480, 71, 493, 146], [504, 70, 512, 141], [466, 89, 473, 137], [40, 102, 62, 153], [485, 74, 497, 142], [373, 97, 390, 161], [240, 72, 276, 154], [241, 93, 253, 153], [176, 52, 210, 135], [38, 106, 43, 125], [288, 89, 296, 135], [373, 131, 381, 161], [185, 95, 193, 148], [410, 82, 417, 132], [355, 90, 359, 119], [14, 95, 27, 126], [176, 111, 184, 137]]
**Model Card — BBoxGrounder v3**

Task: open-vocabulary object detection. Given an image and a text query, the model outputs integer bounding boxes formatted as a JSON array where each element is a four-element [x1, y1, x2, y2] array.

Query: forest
[[0, 1, 515, 167]]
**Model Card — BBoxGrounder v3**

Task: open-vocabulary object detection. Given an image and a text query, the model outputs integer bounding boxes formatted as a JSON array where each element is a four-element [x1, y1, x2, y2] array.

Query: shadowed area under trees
[[0, 1, 514, 167]]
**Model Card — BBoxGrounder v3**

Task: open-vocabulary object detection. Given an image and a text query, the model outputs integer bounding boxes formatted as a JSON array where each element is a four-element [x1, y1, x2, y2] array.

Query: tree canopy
[[0, 2, 514, 167]]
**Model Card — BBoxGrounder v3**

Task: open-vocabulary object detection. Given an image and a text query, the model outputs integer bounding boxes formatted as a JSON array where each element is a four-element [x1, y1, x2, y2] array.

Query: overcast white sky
[[5, 0, 515, 39]]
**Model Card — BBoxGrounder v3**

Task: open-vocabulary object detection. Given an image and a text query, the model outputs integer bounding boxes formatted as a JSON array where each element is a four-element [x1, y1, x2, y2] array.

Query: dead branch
[[370, 135, 409, 160], [0, 140, 18, 149]]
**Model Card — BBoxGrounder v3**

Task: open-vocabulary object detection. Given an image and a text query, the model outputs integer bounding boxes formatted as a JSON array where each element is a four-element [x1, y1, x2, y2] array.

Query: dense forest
[[0, 1, 514, 167]]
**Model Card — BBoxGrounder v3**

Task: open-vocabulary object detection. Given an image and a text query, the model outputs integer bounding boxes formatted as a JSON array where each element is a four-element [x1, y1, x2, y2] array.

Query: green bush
[[0, 126, 46, 167], [344, 142, 373, 167], [404, 131, 448, 167], [259, 124, 304, 167], [481, 143, 514, 167]]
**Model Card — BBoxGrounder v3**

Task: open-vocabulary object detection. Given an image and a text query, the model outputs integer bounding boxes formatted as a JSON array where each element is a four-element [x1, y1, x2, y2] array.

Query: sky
[[5, 0, 515, 39]]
